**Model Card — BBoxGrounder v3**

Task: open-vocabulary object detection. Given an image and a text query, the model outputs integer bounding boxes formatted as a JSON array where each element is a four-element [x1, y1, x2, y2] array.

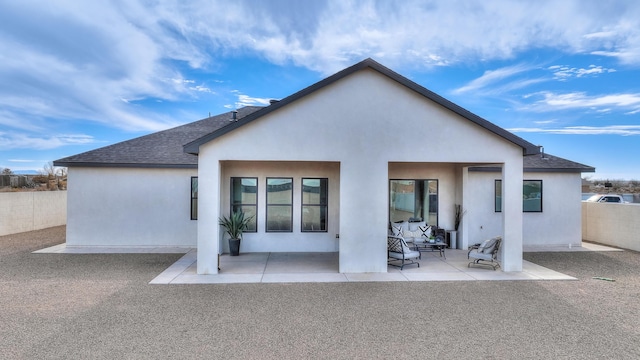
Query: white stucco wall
[[220, 161, 340, 253], [197, 68, 525, 273], [66, 167, 197, 248], [467, 170, 583, 248]]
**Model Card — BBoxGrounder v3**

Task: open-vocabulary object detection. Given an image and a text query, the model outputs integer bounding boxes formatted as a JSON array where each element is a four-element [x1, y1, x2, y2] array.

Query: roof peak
[[184, 58, 540, 155]]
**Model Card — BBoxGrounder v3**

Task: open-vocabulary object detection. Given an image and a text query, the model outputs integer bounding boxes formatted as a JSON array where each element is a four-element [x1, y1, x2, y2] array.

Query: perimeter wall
[[0, 191, 67, 236], [582, 202, 640, 252]]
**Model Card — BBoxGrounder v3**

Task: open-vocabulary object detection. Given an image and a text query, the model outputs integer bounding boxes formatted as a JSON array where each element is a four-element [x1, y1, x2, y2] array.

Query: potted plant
[[219, 210, 253, 256], [454, 204, 466, 231], [451, 204, 466, 249]]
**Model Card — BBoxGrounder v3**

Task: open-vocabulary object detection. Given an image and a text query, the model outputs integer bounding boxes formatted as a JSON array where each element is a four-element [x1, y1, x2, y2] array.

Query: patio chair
[[468, 236, 502, 270], [387, 235, 420, 270]]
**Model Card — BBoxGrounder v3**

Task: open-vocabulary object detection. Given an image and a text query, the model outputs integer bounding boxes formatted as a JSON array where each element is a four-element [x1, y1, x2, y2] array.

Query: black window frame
[[301, 178, 328, 232], [389, 179, 439, 226], [231, 177, 258, 232], [495, 179, 543, 213], [266, 177, 293, 232], [191, 177, 198, 220], [523, 180, 543, 212]]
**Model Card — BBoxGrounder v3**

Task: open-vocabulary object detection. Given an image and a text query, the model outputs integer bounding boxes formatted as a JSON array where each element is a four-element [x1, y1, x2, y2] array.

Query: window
[[191, 177, 198, 220], [231, 177, 258, 232], [302, 178, 328, 232], [495, 179, 543, 212], [389, 179, 438, 225], [495, 180, 502, 212], [266, 178, 293, 232], [523, 180, 542, 212]]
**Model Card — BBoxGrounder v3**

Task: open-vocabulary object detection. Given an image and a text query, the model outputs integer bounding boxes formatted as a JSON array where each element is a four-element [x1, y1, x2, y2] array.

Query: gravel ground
[[1, 226, 639, 359]]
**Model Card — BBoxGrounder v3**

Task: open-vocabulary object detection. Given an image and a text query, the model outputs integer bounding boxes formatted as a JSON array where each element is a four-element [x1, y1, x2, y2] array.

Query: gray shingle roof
[[54, 106, 263, 168], [523, 152, 595, 173], [55, 58, 591, 172], [469, 153, 595, 173]]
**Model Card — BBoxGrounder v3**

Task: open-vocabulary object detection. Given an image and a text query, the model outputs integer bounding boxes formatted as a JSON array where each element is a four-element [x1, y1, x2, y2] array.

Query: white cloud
[[509, 125, 640, 136], [0, 132, 96, 150], [534, 120, 557, 125], [549, 64, 616, 81], [453, 64, 537, 94], [230, 92, 274, 108], [2, 0, 640, 152], [525, 91, 640, 113], [190, 85, 213, 93], [9, 159, 39, 163]]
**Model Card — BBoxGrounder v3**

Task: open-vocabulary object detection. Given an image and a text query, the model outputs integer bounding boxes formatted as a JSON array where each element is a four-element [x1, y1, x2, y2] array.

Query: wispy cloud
[[525, 91, 640, 113], [509, 125, 640, 136], [230, 91, 273, 108], [9, 159, 40, 163], [548, 64, 616, 81], [0, 132, 96, 150], [453, 64, 538, 94], [2, 0, 640, 151]]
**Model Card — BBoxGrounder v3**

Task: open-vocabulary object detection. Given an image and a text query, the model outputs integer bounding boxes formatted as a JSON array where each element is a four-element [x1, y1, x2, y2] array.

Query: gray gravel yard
[[1, 226, 639, 359]]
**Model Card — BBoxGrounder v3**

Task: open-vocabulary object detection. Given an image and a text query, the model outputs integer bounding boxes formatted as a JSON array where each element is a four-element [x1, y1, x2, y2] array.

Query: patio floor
[[37, 242, 621, 284], [149, 247, 583, 285]]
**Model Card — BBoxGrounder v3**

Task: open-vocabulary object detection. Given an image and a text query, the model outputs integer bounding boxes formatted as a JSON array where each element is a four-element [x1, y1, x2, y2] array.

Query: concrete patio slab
[[35, 241, 621, 284], [149, 248, 579, 284]]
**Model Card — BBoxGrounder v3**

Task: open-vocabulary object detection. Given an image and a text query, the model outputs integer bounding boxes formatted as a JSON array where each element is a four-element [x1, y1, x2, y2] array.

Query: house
[[54, 58, 594, 275]]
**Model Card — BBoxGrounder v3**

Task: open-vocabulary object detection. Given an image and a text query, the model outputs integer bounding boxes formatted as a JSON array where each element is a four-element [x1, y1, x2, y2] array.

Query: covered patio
[[150, 247, 580, 284]]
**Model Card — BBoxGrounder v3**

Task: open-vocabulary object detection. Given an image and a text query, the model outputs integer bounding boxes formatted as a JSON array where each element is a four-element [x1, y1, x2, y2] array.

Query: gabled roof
[[56, 58, 551, 169], [183, 58, 540, 155], [469, 153, 595, 173], [54, 106, 263, 168]]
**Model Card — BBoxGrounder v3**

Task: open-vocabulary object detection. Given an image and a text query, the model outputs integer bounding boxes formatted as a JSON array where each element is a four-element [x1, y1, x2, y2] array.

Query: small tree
[[1, 167, 12, 175], [41, 162, 65, 190], [42, 162, 56, 179]]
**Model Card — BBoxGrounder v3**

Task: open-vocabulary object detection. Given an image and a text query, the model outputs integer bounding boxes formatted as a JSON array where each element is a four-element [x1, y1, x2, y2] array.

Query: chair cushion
[[478, 236, 500, 254], [419, 225, 433, 237], [390, 223, 404, 237], [400, 238, 413, 254], [389, 250, 420, 260], [469, 251, 493, 261], [403, 229, 423, 239], [408, 221, 426, 231]]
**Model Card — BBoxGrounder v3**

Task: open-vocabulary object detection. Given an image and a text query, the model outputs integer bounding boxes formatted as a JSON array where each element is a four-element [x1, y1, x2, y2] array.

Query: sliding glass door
[[389, 179, 438, 225]]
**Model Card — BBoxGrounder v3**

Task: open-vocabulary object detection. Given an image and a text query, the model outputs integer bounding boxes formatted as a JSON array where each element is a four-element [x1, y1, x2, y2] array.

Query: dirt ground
[[1, 226, 640, 359]]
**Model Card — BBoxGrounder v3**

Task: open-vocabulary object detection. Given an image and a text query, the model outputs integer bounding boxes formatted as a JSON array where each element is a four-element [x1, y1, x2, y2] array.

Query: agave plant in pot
[[219, 210, 253, 256]]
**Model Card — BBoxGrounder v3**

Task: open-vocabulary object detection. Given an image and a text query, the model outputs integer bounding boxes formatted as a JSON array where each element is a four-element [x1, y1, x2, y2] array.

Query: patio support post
[[501, 160, 523, 272], [339, 160, 388, 273], [197, 158, 220, 274]]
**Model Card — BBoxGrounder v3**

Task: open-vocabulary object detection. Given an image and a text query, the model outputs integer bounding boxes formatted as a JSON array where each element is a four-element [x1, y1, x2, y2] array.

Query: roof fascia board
[[52, 161, 198, 169], [469, 166, 595, 173]]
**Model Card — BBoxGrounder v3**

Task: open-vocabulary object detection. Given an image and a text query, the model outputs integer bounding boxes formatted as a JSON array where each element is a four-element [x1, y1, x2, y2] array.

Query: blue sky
[[1, 0, 639, 179]]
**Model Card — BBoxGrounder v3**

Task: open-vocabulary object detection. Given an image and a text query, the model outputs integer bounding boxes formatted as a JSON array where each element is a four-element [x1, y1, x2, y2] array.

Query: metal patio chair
[[468, 236, 502, 270], [387, 235, 420, 270]]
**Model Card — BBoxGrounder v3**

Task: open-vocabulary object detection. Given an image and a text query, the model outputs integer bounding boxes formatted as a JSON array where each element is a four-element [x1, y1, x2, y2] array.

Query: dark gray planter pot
[[229, 238, 241, 256]]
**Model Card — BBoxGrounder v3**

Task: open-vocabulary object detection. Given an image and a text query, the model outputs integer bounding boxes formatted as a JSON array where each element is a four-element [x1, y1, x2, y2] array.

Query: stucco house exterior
[[55, 58, 594, 275]]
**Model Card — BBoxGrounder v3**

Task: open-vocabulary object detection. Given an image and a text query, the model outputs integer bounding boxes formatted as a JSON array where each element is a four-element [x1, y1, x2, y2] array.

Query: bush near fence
[[0, 175, 66, 191]]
